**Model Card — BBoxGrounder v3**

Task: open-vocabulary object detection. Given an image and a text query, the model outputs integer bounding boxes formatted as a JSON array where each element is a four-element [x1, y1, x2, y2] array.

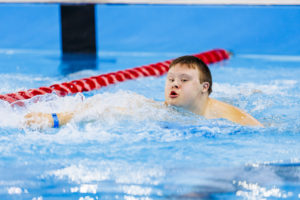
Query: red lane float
[[0, 49, 230, 104]]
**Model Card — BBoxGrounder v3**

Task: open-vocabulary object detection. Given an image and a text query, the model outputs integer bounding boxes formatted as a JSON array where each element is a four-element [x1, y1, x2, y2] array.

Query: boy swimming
[[25, 56, 263, 128], [165, 56, 262, 126]]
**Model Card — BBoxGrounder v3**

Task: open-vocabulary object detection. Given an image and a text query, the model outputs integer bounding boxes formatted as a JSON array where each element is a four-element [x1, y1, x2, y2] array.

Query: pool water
[[1, 50, 300, 200]]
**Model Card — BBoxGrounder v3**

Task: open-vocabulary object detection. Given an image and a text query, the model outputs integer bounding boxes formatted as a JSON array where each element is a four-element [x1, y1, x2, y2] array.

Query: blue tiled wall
[[0, 4, 299, 55]]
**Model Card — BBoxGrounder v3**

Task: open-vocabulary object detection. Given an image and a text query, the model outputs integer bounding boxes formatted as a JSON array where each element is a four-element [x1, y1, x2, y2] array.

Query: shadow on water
[[172, 162, 300, 200], [59, 53, 116, 75]]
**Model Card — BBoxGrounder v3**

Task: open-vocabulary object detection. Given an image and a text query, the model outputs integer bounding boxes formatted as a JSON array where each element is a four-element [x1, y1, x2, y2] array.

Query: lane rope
[[0, 49, 230, 104]]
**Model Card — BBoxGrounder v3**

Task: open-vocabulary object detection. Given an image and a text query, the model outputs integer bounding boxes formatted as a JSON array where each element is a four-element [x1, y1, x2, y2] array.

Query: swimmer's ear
[[202, 82, 210, 93]]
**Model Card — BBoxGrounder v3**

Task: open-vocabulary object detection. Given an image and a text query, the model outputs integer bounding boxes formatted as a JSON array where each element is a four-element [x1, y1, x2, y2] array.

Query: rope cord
[[0, 49, 230, 104]]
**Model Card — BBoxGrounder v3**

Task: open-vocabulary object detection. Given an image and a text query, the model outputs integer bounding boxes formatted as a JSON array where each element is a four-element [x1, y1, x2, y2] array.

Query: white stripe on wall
[[0, 0, 299, 5]]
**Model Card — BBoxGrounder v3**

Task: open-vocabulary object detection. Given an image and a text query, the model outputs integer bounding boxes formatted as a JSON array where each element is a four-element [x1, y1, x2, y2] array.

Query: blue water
[[1, 49, 300, 200], [1, 3, 300, 199]]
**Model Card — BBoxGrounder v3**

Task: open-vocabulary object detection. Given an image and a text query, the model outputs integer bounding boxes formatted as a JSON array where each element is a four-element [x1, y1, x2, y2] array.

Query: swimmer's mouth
[[169, 91, 179, 98]]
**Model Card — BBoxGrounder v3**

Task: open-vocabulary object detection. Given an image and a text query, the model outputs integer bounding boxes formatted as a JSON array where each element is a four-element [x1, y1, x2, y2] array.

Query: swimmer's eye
[[181, 79, 188, 82], [168, 78, 174, 82]]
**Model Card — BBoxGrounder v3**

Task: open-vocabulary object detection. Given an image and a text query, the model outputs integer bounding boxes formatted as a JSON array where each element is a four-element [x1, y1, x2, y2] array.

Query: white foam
[[48, 161, 165, 185], [124, 196, 152, 200], [236, 181, 293, 199], [0, 101, 24, 128], [211, 80, 298, 113], [78, 196, 95, 200], [213, 80, 297, 98], [32, 197, 43, 200], [7, 187, 23, 194], [50, 164, 110, 183], [19, 90, 168, 127], [71, 184, 98, 194], [71, 90, 180, 126], [122, 185, 152, 196]]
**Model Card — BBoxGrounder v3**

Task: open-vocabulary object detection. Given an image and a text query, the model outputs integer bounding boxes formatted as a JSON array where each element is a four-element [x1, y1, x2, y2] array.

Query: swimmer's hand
[[24, 112, 53, 129], [24, 112, 74, 129]]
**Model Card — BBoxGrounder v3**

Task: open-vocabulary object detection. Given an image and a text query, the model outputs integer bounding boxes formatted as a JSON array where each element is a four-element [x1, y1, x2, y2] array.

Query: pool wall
[[0, 4, 299, 55]]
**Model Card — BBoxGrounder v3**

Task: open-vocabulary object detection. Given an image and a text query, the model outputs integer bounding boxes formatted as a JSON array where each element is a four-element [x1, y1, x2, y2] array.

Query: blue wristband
[[52, 113, 59, 128]]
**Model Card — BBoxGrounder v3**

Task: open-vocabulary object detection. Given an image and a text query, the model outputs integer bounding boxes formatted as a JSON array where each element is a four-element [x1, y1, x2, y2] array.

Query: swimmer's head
[[165, 56, 212, 110], [169, 56, 212, 95]]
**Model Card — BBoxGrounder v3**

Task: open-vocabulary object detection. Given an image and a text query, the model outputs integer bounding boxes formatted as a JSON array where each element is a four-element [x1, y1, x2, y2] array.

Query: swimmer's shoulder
[[206, 98, 263, 127]]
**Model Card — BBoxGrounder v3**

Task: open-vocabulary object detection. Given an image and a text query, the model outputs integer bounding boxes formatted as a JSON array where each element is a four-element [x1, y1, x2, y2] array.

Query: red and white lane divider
[[0, 49, 230, 104]]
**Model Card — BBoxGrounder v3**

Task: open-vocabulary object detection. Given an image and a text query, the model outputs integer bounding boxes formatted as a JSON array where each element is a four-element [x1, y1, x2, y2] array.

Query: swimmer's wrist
[[51, 113, 59, 128]]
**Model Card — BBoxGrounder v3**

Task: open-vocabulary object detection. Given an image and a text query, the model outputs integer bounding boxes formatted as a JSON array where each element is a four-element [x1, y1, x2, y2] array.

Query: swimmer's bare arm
[[226, 106, 263, 127], [207, 98, 263, 127], [24, 92, 159, 128], [24, 111, 75, 128], [24, 101, 135, 128], [24, 100, 92, 128]]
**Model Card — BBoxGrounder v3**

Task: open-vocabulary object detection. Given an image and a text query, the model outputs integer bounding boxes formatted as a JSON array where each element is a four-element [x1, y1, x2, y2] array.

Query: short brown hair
[[169, 56, 212, 95]]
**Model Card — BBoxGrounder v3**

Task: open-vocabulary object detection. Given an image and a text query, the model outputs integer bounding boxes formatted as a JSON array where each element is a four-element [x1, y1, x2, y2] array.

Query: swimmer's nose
[[172, 81, 180, 89]]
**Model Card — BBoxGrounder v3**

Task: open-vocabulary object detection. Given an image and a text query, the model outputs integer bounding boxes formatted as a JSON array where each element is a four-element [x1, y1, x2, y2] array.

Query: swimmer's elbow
[[231, 107, 264, 127], [245, 120, 264, 127], [252, 120, 264, 128], [238, 116, 264, 127]]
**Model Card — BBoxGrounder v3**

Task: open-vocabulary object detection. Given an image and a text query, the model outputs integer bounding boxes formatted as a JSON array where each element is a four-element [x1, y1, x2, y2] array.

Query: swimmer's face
[[165, 64, 209, 110]]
